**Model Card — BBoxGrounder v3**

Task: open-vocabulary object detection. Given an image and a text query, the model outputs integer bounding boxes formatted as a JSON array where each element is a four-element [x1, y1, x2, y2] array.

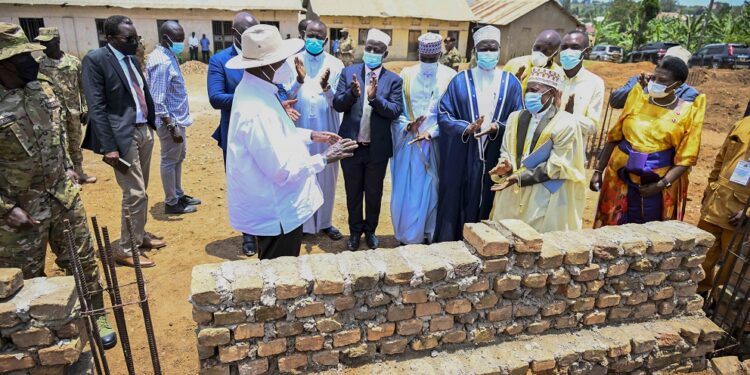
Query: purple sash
[[616, 140, 675, 224]]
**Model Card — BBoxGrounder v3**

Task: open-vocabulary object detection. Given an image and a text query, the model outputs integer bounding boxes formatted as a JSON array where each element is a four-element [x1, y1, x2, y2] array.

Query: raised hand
[[324, 139, 359, 163], [351, 74, 361, 97], [489, 159, 512, 176], [311, 131, 342, 145], [491, 174, 518, 192], [367, 75, 378, 101], [637, 72, 650, 89], [515, 66, 526, 81], [464, 115, 485, 136], [565, 95, 575, 114], [294, 57, 306, 83], [475, 122, 499, 139], [409, 115, 426, 134], [320, 68, 331, 91], [282, 99, 301, 122]]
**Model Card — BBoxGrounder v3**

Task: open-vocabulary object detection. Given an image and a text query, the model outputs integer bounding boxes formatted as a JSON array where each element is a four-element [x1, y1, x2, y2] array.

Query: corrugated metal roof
[[471, 0, 580, 26], [308, 0, 476, 22], [0, 0, 303, 11]]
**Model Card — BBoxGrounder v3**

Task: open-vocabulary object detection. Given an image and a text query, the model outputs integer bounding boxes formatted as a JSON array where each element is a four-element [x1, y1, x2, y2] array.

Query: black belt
[[135, 122, 148, 127]]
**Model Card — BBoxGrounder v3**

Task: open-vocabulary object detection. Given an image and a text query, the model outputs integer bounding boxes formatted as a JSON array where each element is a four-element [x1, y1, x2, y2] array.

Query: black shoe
[[179, 194, 202, 206], [347, 235, 361, 251], [242, 233, 257, 257], [365, 233, 379, 249], [165, 201, 197, 214], [321, 226, 343, 241]]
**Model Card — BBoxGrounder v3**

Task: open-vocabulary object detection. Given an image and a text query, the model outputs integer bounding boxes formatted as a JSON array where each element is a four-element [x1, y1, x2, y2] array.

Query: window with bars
[[212, 20, 233, 52], [95, 19, 108, 48], [19, 18, 44, 42]]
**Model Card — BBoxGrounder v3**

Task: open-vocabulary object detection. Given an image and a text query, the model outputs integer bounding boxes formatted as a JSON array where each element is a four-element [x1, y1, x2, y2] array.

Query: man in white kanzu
[[225, 24, 357, 259], [282, 20, 345, 241]]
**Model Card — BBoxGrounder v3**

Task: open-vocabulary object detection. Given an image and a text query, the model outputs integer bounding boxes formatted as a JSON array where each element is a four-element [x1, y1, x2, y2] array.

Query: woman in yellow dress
[[590, 56, 705, 227]]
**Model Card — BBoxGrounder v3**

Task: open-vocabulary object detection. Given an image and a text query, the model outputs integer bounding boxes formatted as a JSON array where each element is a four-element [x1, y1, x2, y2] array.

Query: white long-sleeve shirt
[[226, 72, 325, 236], [559, 67, 605, 138]]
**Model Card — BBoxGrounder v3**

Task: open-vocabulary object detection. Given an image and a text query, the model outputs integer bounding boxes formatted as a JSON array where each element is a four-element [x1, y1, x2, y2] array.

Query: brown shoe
[[115, 252, 155, 268], [140, 238, 167, 249], [78, 174, 97, 184], [145, 232, 164, 240]]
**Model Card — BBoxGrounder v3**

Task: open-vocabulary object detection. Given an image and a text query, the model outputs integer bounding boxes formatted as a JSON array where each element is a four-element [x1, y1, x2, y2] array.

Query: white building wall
[[0, 5, 299, 58]]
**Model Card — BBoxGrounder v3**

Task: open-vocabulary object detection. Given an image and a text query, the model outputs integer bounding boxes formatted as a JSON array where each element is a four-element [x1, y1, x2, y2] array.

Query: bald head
[[306, 20, 327, 38], [232, 12, 259, 48], [159, 20, 184, 48], [533, 29, 562, 58], [298, 19, 313, 39]]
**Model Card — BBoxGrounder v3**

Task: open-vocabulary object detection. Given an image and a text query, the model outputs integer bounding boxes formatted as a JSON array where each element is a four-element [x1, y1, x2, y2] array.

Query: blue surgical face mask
[[166, 35, 184, 55], [647, 80, 670, 99], [477, 51, 499, 70], [305, 37, 325, 55], [560, 48, 583, 70], [525, 91, 551, 114], [362, 51, 384, 69]]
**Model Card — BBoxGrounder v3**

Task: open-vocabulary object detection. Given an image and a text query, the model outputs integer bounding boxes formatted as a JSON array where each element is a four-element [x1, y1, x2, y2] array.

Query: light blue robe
[[284, 51, 344, 233], [391, 63, 456, 244]]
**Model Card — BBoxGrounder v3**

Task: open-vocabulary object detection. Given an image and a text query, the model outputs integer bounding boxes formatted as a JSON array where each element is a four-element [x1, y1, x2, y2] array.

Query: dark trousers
[[257, 225, 302, 260], [189, 47, 198, 61], [202, 51, 209, 63], [341, 145, 388, 236]]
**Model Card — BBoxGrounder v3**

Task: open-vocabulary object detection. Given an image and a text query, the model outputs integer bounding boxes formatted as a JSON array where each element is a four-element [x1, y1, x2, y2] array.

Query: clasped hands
[[488, 159, 517, 192]]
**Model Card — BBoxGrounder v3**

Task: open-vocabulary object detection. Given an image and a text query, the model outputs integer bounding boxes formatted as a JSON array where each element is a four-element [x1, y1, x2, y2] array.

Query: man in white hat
[[390, 32, 456, 245], [435, 25, 523, 242], [282, 20, 345, 241], [225, 24, 357, 259], [490, 67, 586, 232], [333, 28, 403, 251], [610, 45, 699, 109]]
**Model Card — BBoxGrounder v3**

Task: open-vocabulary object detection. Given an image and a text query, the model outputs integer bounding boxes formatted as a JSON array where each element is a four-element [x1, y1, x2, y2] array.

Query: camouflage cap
[[34, 27, 59, 42], [0, 22, 45, 61]]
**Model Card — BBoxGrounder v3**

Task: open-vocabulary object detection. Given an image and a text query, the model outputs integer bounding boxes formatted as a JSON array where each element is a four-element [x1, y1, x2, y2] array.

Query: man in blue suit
[[333, 28, 403, 251], [207, 11, 258, 256]]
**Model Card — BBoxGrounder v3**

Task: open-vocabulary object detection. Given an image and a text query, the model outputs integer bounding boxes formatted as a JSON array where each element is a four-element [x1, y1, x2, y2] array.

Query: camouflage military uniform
[[0, 24, 100, 294], [136, 38, 147, 75], [440, 47, 462, 71], [38, 53, 87, 173], [339, 36, 355, 66]]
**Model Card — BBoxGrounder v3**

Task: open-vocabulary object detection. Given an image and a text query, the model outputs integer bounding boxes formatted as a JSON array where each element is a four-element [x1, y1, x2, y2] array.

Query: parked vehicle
[[627, 42, 680, 63], [588, 45, 623, 62], [689, 43, 750, 69]]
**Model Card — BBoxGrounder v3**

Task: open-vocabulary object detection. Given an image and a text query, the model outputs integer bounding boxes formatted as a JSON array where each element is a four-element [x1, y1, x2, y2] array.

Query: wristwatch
[[659, 178, 672, 188]]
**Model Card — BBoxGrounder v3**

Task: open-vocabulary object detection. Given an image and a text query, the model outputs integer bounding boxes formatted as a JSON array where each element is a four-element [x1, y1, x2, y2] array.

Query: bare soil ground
[[43, 60, 750, 374]]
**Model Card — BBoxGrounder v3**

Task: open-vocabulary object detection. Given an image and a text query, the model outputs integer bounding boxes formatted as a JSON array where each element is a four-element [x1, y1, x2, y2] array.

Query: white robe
[[284, 51, 344, 233], [391, 63, 456, 244], [492, 108, 586, 232]]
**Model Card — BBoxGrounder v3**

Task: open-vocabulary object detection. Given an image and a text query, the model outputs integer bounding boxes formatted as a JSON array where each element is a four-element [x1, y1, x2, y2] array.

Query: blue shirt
[[609, 75, 699, 109], [201, 38, 210, 51], [145, 45, 192, 128], [208, 46, 244, 159], [108, 44, 147, 123]]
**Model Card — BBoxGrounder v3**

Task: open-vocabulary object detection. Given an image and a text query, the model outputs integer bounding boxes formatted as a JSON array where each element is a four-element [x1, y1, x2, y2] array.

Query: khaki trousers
[[697, 219, 737, 293], [115, 126, 153, 255]]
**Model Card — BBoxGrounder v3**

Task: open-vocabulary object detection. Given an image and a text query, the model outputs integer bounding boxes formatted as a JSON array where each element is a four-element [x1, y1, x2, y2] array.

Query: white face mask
[[419, 61, 438, 76], [263, 62, 293, 85], [531, 50, 549, 67], [647, 80, 670, 99]]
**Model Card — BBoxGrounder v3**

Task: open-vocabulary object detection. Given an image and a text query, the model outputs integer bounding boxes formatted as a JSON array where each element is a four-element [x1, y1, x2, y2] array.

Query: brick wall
[[190, 220, 720, 374], [0, 270, 88, 374]]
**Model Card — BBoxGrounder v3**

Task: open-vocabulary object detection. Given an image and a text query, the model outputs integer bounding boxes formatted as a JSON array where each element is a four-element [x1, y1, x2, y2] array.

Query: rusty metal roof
[[308, 0, 476, 22], [0, 0, 303, 11], [471, 0, 581, 26]]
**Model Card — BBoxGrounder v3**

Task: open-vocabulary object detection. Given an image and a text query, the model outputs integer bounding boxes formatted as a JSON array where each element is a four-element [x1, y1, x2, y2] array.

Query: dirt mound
[[181, 60, 207, 74]]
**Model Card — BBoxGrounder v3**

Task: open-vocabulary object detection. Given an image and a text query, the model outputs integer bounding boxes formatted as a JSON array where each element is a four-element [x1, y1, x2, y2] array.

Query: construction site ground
[[43, 60, 750, 374]]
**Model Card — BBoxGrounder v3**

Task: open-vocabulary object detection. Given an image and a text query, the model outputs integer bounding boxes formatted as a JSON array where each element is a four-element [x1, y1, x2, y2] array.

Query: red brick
[[333, 329, 361, 347], [296, 335, 324, 352], [522, 273, 548, 288], [444, 299, 472, 314], [415, 302, 441, 317], [441, 330, 467, 344], [257, 338, 286, 357], [487, 305, 513, 322], [238, 358, 268, 375], [380, 338, 408, 355], [397, 319, 423, 336], [0, 352, 34, 372], [582, 311, 606, 325], [386, 305, 415, 321], [429, 315, 454, 332], [482, 257, 509, 273], [465, 278, 490, 293], [494, 275, 521, 292], [402, 289, 428, 304], [473, 293, 499, 310], [234, 323, 264, 340], [295, 301, 325, 318], [278, 354, 308, 372], [541, 301, 566, 317], [596, 294, 621, 308], [367, 323, 395, 341], [334, 296, 356, 311], [218, 343, 249, 363], [312, 350, 339, 366], [11, 327, 54, 348]]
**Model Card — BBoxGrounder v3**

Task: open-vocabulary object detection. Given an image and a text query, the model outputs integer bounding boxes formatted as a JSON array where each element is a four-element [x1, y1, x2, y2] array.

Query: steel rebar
[[101, 226, 136, 375], [124, 212, 162, 374], [90, 217, 116, 310], [62, 222, 110, 375]]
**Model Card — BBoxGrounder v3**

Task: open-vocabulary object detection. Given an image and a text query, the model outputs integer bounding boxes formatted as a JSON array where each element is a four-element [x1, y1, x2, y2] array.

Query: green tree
[[660, 0, 678, 12], [606, 0, 638, 33], [637, 0, 660, 46]]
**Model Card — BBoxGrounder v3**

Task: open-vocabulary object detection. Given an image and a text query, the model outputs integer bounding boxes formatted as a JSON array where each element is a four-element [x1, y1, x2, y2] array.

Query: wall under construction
[[190, 220, 724, 374]]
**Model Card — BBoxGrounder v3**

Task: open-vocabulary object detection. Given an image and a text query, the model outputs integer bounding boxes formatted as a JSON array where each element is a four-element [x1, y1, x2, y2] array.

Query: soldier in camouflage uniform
[[0, 22, 116, 349], [339, 28, 355, 67], [439, 36, 462, 71], [135, 35, 147, 75], [35, 27, 97, 184]]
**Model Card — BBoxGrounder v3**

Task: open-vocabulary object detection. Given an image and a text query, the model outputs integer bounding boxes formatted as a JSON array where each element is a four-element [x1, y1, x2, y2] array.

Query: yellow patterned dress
[[594, 84, 705, 227]]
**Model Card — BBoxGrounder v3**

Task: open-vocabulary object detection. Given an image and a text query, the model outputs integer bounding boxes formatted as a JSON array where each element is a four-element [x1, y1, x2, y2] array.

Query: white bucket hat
[[226, 24, 303, 70]]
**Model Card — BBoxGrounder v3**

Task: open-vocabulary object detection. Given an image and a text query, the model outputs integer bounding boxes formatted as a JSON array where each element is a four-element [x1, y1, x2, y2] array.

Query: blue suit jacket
[[333, 63, 403, 163], [208, 46, 243, 160]]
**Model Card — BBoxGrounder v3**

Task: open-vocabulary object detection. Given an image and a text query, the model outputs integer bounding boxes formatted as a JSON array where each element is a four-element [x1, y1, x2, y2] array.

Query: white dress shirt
[[226, 72, 325, 236], [109, 44, 146, 123], [189, 36, 199, 48], [358, 65, 382, 143], [559, 67, 605, 138]]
